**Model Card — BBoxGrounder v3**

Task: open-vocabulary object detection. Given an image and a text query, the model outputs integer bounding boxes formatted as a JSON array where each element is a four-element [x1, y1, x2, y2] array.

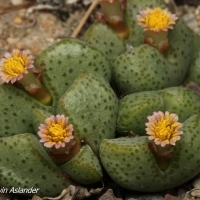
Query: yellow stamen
[[48, 123, 68, 143], [3, 57, 26, 77], [144, 8, 170, 30], [155, 118, 174, 141]]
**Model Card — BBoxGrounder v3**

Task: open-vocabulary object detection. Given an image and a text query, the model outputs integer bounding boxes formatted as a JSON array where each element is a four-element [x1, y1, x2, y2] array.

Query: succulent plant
[[117, 91, 164, 136], [100, 85, 200, 192], [100, 114, 200, 192], [110, 17, 195, 95], [84, 23, 126, 60], [1, 0, 200, 198], [34, 38, 112, 106], [57, 72, 118, 155], [117, 86, 200, 134], [158, 86, 200, 122], [0, 84, 53, 138], [0, 133, 71, 197], [60, 145, 103, 185], [111, 44, 173, 94], [84, 0, 198, 96], [125, 0, 167, 46], [185, 50, 200, 86], [0, 38, 117, 196]]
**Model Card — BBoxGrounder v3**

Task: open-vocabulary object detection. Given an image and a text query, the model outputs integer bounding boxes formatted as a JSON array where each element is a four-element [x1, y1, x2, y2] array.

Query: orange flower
[[145, 111, 183, 147], [136, 7, 178, 53], [0, 49, 52, 105], [136, 7, 178, 32], [0, 49, 34, 84], [38, 114, 74, 150]]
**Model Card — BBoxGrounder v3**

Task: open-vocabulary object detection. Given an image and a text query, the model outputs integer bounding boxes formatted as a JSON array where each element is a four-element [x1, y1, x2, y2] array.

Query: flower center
[[3, 56, 26, 77], [145, 8, 169, 30], [48, 124, 67, 143], [155, 118, 174, 141]]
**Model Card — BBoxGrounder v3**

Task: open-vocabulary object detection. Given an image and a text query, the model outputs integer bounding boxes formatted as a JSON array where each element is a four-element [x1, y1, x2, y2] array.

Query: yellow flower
[[0, 49, 52, 105], [0, 49, 34, 84], [136, 7, 178, 32], [145, 111, 183, 147], [38, 115, 74, 149]]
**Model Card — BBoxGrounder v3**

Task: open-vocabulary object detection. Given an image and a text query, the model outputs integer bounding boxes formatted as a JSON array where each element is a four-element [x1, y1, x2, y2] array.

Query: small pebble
[[190, 178, 200, 198], [99, 189, 122, 200], [18, 9, 26, 18], [192, 177, 200, 189], [190, 189, 200, 198], [46, 37, 55, 43], [83, 0, 93, 6], [125, 194, 164, 200], [177, 189, 187, 199], [0, 193, 13, 200], [164, 194, 181, 200], [10, 0, 23, 5], [65, 0, 78, 4], [13, 16, 23, 25], [7, 37, 20, 45]]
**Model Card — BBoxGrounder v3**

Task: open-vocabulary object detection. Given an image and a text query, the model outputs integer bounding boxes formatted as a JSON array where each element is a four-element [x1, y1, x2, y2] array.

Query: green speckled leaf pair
[[34, 37, 111, 107], [0, 134, 70, 197], [117, 86, 200, 136]]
